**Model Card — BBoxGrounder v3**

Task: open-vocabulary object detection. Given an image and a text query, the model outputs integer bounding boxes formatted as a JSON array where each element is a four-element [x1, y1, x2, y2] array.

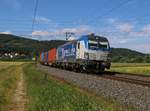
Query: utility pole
[[31, 0, 39, 64], [65, 32, 75, 40]]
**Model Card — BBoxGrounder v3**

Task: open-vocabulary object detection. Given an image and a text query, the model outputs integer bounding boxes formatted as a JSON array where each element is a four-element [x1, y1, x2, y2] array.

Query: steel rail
[[100, 74, 150, 87]]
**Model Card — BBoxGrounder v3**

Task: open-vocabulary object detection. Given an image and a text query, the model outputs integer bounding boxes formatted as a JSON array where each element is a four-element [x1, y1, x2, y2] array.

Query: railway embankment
[[37, 64, 150, 111]]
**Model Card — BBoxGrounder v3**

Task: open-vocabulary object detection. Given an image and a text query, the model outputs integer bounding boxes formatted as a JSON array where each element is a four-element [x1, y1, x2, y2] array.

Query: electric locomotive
[[55, 33, 111, 72]]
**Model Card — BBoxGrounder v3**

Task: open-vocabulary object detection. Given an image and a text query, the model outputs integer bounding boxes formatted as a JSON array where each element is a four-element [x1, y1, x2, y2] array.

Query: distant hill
[[0, 34, 66, 60], [111, 48, 150, 63], [0, 34, 150, 62], [0, 34, 66, 52]]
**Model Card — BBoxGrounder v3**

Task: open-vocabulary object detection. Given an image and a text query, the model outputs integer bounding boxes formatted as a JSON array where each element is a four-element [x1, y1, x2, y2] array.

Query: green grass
[[23, 63, 135, 111], [111, 63, 150, 67], [108, 63, 150, 75], [0, 61, 24, 71], [0, 65, 20, 111]]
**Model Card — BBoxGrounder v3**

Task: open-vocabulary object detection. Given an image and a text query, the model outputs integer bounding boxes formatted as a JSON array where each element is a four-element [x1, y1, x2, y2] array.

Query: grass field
[[0, 62, 141, 111], [23, 64, 136, 111], [108, 63, 150, 76], [0, 62, 22, 111], [0, 61, 23, 70]]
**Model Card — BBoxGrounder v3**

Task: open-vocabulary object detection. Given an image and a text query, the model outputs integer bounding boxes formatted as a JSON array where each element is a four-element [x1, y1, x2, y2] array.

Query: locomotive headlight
[[84, 52, 89, 59]]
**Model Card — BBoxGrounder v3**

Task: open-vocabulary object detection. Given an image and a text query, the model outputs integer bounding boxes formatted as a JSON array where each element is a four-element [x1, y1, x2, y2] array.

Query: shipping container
[[44, 52, 48, 64], [40, 53, 42, 62], [48, 48, 57, 65], [40, 52, 44, 64], [57, 41, 76, 63]]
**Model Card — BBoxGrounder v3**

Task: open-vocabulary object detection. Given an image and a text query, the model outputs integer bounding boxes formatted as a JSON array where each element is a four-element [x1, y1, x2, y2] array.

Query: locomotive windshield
[[88, 36, 109, 50]]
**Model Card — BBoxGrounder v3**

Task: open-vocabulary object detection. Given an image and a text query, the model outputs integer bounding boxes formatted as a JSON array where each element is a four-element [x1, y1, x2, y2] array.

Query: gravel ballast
[[37, 64, 150, 111]]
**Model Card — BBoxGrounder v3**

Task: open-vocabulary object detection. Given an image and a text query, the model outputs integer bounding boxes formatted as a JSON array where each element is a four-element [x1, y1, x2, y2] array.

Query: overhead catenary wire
[[0, 0, 149, 38], [0, 0, 147, 28], [31, 0, 39, 35], [85, 0, 133, 25]]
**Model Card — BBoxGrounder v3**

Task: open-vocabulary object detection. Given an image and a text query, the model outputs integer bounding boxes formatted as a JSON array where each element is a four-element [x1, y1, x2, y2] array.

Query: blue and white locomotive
[[56, 33, 111, 72]]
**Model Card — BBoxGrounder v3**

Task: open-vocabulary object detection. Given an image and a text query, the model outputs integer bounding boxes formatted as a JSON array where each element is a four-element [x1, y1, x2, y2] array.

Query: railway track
[[103, 71, 150, 82], [80, 71, 150, 87], [83, 70, 150, 87], [100, 74, 150, 87], [38, 63, 150, 87], [104, 71, 150, 77]]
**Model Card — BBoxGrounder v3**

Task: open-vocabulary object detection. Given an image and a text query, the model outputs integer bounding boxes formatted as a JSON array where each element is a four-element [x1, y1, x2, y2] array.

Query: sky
[[0, 0, 150, 53]]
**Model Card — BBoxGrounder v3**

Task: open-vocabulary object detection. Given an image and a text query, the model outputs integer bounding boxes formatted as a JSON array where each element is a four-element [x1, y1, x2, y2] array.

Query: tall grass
[[0, 66, 20, 111], [111, 63, 150, 67], [23, 64, 135, 111], [109, 63, 150, 75], [0, 61, 24, 70]]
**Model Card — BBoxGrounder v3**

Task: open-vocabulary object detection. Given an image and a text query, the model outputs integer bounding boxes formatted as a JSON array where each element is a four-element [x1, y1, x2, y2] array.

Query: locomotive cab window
[[88, 40, 98, 49], [88, 40, 109, 49], [99, 42, 109, 49]]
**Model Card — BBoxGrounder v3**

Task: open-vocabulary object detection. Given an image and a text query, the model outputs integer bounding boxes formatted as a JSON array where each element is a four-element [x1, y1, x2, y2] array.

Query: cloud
[[106, 18, 135, 33], [0, 31, 12, 35], [118, 39, 128, 44], [106, 35, 130, 45], [32, 25, 91, 37], [62, 25, 90, 34], [106, 18, 150, 38], [128, 24, 150, 37], [128, 44, 150, 53], [32, 31, 51, 36], [116, 23, 134, 32], [35, 16, 52, 24], [107, 18, 117, 24], [141, 24, 150, 36]]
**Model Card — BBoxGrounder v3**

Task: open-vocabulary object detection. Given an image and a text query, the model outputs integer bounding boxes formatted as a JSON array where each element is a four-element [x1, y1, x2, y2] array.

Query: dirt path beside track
[[8, 67, 27, 111]]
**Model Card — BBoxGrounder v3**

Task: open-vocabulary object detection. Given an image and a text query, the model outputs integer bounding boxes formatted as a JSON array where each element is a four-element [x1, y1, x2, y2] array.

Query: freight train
[[40, 34, 111, 72]]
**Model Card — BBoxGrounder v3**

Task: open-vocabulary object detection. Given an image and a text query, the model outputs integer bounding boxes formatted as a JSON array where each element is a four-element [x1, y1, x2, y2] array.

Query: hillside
[[0, 34, 66, 60], [0, 34, 66, 52], [111, 48, 150, 63], [0, 34, 150, 62]]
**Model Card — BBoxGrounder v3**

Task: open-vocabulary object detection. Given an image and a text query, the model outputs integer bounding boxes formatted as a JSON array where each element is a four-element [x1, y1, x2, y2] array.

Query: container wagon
[[44, 52, 49, 65], [48, 48, 57, 66], [40, 33, 111, 72], [40, 52, 44, 64]]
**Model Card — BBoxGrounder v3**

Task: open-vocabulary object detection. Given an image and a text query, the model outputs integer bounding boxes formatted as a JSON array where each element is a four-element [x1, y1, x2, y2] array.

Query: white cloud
[[107, 18, 117, 24], [107, 19, 150, 38], [32, 31, 51, 36], [128, 44, 150, 53], [35, 16, 52, 24], [107, 35, 130, 45], [116, 23, 134, 32], [32, 25, 91, 37], [128, 24, 150, 37], [62, 25, 90, 34], [106, 18, 135, 33], [0, 31, 12, 35], [141, 24, 150, 36], [118, 39, 128, 44]]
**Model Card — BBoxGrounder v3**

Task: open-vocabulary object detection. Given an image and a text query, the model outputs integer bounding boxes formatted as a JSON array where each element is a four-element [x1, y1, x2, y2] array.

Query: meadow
[[108, 63, 150, 76], [0, 62, 22, 111], [0, 62, 142, 111], [0, 61, 23, 70], [23, 63, 137, 111]]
